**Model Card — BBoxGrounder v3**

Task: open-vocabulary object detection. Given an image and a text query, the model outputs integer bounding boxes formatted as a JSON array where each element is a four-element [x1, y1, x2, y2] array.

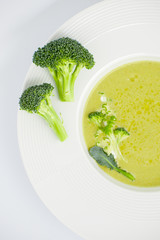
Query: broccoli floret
[[88, 103, 130, 162], [103, 115, 117, 135], [88, 112, 104, 127], [33, 37, 95, 102], [114, 127, 130, 144], [19, 83, 68, 141]]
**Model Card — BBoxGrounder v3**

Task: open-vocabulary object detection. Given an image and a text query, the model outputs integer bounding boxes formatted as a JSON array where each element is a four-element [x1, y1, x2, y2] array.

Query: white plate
[[17, 1, 160, 239]]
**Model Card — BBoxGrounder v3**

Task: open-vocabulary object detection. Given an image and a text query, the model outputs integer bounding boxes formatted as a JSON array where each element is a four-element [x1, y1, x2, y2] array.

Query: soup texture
[[83, 61, 160, 187]]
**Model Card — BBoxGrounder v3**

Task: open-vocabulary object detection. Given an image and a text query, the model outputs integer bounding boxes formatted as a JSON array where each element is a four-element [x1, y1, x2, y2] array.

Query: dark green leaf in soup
[[89, 146, 135, 181], [89, 146, 117, 169]]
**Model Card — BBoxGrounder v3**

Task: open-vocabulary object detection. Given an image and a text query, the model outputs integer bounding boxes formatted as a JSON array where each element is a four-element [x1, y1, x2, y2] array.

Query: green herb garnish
[[88, 96, 135, 181], [89, 146, 135, 181]]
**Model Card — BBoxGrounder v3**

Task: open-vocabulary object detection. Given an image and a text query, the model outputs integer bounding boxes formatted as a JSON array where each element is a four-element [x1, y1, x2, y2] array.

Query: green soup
[[83, 61, 160, 187]]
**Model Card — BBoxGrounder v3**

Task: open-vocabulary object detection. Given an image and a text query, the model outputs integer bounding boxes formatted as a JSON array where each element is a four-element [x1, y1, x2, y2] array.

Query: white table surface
[[0, 0, 101, 239]]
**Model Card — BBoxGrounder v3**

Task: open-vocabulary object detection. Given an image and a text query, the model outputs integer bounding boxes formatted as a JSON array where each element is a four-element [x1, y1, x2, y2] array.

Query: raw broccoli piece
[[19, 83, 68, 141], [33, 37, 95, 102]]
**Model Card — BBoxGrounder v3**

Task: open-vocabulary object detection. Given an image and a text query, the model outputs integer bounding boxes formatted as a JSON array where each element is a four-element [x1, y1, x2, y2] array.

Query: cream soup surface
[[83, 61, 160, 187]]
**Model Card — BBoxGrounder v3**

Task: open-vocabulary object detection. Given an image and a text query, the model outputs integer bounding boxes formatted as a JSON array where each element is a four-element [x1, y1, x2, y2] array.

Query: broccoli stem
[[70, 63, 83, 99], [38, 98, 68, 141], [108, 133, 127, 163], [48, 63, 83, 102]]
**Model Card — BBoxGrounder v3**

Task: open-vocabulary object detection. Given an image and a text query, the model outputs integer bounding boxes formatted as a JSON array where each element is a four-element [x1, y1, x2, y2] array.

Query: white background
[[0, 0, 100, 239]]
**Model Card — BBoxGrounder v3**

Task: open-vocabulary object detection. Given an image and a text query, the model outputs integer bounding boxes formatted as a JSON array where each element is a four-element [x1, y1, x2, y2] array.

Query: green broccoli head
[[19, 83, 53, 113], [88, 111, 104, 127], [19, 83, 67, 141], [33, 37, 95, 70], [114, 127, 130, 144], [88, 110, 117, 135], [32, 37, 95, 102]]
